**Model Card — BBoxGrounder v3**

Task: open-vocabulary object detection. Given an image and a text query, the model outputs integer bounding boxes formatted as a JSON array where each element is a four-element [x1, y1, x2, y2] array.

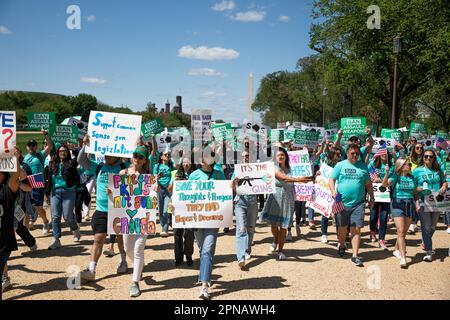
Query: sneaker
[[286, 231, 293, 242], [295, 224, 301, 237], [408, 224, 415, 234], [309, 221, 316, 230], [223, 227, 230, 233], [278, 252, 286, 260], [175, 260, 183, 266], [399, 258, 407, 268], [379, 240, 388, 251], [42, 222, 50, 235], [244, 253, 251, 260], [423, 252, 433, 262], [338, 245, 346, 257], [28, 221, 35, 230], [73, 230, 81, 243], [117, 260, 128, 274], [351, 256, 364, 267], [160, 231, 169, 238], [48, 238, 61, 250], [270, 242, 277, 253], [238, 259, 245, 269], [2, 275, 11, 292], [186, 256, 194, 267], [447, 227, 450, 234], [321, 235, 328, 243], [103, 248, 115, 257], [129, 282, 141, 298], [79, 268, 96, 282], [29, 244, 38, 252], [393, 250, 402, 259], [199, 287, 211, 300], [370, 232, 377, 242]]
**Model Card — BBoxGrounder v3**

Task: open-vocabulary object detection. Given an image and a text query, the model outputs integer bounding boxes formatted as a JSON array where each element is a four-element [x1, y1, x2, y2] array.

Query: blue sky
[[0, 0, 315, 123]]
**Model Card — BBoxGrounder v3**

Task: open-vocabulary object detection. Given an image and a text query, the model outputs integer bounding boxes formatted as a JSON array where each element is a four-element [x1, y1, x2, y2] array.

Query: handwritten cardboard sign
[[234, 162, 276, 195]]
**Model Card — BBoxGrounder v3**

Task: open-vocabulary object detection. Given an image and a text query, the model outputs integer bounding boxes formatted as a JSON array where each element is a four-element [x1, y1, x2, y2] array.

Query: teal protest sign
[[270, 129, 284, 142], [340, 117, 367, 142], [211, 123, 233, 142], [410, 122, 428, 138], [141, 119, 164, 139], [50, 125, 79, 144], [27, 112, 56, 130]]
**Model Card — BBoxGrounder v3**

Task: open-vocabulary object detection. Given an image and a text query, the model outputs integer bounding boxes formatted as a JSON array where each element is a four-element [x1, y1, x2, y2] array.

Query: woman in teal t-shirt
[[47, 144, 81, 250], [412, 149, 448, 262], [382, 158, 420, 268], [153, 149, 174, 237]]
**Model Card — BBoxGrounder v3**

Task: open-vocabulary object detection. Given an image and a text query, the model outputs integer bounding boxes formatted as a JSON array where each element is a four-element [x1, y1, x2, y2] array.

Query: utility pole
[[392, 35, 401, 128]]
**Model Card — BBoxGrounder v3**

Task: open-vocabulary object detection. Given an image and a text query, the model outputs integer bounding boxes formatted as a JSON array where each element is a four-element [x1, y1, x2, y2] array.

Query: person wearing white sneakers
[[46, 144, 81, 250], [413, 150, 448, 262], [260, 148, 312, 261], [382, 158, 420, 268]]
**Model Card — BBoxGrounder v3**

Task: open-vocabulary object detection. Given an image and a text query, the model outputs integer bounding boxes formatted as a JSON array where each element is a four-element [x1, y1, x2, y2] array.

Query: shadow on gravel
[[8, 245, 90, 262], [6, 276, 75, 300], [211, 276, 289, 299], [7, 264, 65, 275], [140, 274, 223, 293]]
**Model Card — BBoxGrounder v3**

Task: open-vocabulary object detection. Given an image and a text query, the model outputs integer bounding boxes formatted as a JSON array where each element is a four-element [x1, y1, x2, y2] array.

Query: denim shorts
[[335, 202, 365, 228], [32, 188, 45, 207], [391, 198, 416, 219]]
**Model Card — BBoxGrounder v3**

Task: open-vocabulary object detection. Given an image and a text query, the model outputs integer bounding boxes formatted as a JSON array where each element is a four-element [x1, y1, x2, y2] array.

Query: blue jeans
[[418, 208, 440, 252], [302, 206, 314, 221], [157, 186, 171, 233], [195, 228, 218, 285], [50, 188, 78, 239], [235, 196, 258, 261], [444, 211, 450, 226], [369, 202, 390, 240]]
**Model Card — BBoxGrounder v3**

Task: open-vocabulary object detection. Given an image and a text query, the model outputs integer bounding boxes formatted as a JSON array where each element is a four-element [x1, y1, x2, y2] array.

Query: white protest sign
[[424, 191, 450, 212], [172, 180, 233, 228], [325, 128, 337, 140], [242, 121, 269, 139], [372, 183, 391, 203], [418, 138, 436, 151], [301, 125, 326, 141], [309, 163, 335, 218], [289, 150, 313, 201], [86, 111, 142, 158], [234, 162, 276, 195], [0, 111, 17, 172], [372, 137, 395, 152], [107, 174, 158, 235], [156, 130, 184, 152], [67, 117, 88, 139], [191, 109, 212, 143], [295, 182, 314, 201]]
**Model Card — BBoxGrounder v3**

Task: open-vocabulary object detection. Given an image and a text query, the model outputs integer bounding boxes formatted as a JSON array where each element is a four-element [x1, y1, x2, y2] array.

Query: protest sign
[[86, 111, 142, 158], [293, 129, 320, 149], [211, 123, 233, 142], [381, 128, 404, 143], [191, 109, 212, 143], [309, 163, 334, 218], [0, 111, 17, 172], [372, 183, 391, 203], [50, 125, 78, 144], [372, 137, 395, 152], [27, 112, 56, 130], [66, 117, 88, 138], [410, 122, 427, 138], [325, 121, 339, 130], [418, 138, 436, 151], [141, 119, 164, 140], [423, 191, 450, 212], [270, 129, 284, 142], [340, 117, 367, 142], [234, 162, 275, 195], [277, 122, 287, 129], [61, 116, 82, 125], [436, 131, 450, 141], [156, 130, 184, 152], [289, 150, 313, 201], [172, 180, 233, 228], [367, 124, 378, 136], [325, 128, 337, 140], [294, 182, 314, 201], [107, 174, 158, 235], [301, 125, 326, 141], [242, 121, 269, 140]]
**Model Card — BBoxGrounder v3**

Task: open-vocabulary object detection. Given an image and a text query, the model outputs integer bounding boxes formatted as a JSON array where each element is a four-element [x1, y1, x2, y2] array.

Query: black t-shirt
[[0, 184, 19, 251]]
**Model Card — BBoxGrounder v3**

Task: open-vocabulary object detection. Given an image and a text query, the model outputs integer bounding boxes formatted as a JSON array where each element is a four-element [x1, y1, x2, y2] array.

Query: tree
[[67, 93, 98, 121]]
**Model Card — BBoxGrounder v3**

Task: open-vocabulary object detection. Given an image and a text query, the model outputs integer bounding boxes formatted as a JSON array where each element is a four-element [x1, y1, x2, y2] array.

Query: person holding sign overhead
[[329, 143, 375, 267], [413, 149, 447, 262], [260, 148, 312, 261], [381, 158, 420, 268]]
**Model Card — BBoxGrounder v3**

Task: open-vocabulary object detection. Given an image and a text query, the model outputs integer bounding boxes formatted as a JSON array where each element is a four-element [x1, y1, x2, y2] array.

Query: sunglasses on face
[[404, 162, 412, 167], [415, 147, 423, 150], [133, 153, 145, 160], [424, 155, 435, 159], [28, 144, 37, 148], [350, 152, 360, 156]]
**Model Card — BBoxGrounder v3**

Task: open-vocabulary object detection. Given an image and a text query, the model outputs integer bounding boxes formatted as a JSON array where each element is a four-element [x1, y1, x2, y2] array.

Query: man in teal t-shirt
[[329, 143, 374, 267]]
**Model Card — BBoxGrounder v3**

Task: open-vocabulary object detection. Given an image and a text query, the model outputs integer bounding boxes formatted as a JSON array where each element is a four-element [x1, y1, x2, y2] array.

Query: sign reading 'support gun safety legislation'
[[234, 162, 276, 195], [0, 111, 17, 172], [50, 125, 78, 144], [86, 111, 142, 158], [289, 150, 313, 201], [107, 174, 158, 235], [27, 112, 56, 130], [172, 180, 233, 228]]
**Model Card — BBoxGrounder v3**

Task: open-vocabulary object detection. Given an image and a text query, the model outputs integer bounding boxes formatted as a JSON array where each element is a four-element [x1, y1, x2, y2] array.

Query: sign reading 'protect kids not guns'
[[107, 174, 158, 235], [172, 180, 233, 229]]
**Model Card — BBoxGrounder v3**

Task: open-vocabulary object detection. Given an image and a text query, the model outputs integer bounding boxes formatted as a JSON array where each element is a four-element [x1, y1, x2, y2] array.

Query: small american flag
[[435, 137, 448, 149], [369, 166, 380, 181], [373, 143, 387, 159], [332, 193, 345, 215], [394, 141, 405, 150], [27, 173, 45, 189]]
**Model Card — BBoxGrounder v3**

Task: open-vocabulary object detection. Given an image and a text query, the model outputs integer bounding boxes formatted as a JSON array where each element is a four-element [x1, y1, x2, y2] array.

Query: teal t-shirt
[[389, 173, 417, 199], [96, 163, 123, 212], [330, 160, 370, 207], [413, 166, 446, 197], [368, 160, 394, 180], [52, 163, 75, 190], [83, 155, 99, 177], [445, 161, 450, 183], [189, 168, 226, 181], [23, 150, 46, 175], [148, 151, 160, 173], [153, 163, 173, 187]]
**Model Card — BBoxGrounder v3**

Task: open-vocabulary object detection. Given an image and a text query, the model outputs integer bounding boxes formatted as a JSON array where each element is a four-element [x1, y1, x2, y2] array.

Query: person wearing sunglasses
[[413, 150, 448, 262], [407, 137, 417, 156], [382, 158, 420, 268], [334, 127, 374, 164], [23, 130, 54, 235], [154, 148, 174, 237], [329, 143, 375, 267], [410, 143, 424, 172]]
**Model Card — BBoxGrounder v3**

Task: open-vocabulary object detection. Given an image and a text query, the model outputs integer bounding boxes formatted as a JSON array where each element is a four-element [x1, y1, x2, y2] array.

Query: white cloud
[[86, 15, 96, 22], [178, 45, 240, 60], [279, 15, 290, 23], [202, 91, 227, 98], [80, 77, 107, 85], [188, 68, 226, 77], [230, 11, 266, 22], [211, 0, 235, 11], [0, 26, 12, 34]]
